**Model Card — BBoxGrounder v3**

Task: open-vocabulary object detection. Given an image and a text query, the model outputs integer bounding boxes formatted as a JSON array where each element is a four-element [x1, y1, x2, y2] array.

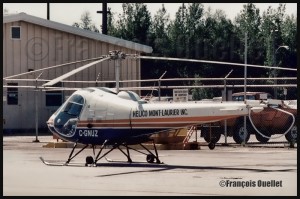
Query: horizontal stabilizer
[[250, 107, 264, 113], [220, 108, 243, 111]]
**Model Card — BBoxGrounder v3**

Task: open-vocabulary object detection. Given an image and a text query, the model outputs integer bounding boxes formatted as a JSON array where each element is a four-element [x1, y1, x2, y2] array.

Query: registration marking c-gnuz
[[78, 129, 99, 137]]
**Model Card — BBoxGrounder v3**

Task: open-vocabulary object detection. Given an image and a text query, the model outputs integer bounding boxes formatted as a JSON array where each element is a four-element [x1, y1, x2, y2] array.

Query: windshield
[[232, 95, 255, 101], [53, 94, 85, 133], [62, 94, 84, 117]]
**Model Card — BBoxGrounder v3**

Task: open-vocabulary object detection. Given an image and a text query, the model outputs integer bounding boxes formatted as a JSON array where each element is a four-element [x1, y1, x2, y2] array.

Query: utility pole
[[33, 72, 43, 143], [243, 32, 248, 146], [97, 3, 111, 35], [223, 69, 233, 146], [274, 45, 289, 99], [47, 3, 50, 20]]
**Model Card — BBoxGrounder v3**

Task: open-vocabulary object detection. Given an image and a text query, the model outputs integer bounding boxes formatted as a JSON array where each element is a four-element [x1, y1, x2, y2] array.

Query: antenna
[[95, 73, 101, 87], [158, 71, 167, 101]]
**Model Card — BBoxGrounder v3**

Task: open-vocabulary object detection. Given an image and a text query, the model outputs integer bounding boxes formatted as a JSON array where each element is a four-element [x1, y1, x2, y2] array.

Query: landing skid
[[105, 157, 164, 164], [40, 157, 92, 167], [40, 157, 67, 166], [40, 139, 163, 167], [40, 156, 163, 167], [105, 157, 118, 162], [105, 157, 133, 163]]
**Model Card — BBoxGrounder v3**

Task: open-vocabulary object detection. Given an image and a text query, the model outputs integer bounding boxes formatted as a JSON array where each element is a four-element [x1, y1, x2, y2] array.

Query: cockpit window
[[247, 95, 255, 100], [69, 94, 84, 104], [62, 94, 84, 117], [63, 102, 82, 116], [232, 95, 255, 101]]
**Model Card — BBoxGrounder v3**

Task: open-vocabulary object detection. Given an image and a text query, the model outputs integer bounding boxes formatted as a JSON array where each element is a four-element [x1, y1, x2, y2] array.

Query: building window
[[7, 83, 18, 105], [46, 91, 63, 106], [106, 83, 115, 88], [46, 83, 63, 106], [11, 26, 21, 39]]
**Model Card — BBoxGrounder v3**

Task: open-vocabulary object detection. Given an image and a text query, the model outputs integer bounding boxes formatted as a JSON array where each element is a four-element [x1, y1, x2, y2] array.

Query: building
[[3, 12, 153, 133]]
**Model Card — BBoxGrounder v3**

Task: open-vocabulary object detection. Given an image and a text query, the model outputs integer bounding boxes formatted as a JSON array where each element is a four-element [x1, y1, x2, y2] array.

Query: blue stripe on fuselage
[[58, 128, 166, 145]]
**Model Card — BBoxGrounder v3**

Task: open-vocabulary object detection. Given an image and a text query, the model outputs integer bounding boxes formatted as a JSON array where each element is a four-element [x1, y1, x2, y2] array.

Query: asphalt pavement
[[3, 135, 297, 196]]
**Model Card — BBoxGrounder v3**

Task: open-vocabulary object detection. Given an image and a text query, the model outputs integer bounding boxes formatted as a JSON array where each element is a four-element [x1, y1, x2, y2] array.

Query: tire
[[146, 154, 155, 163], [201, 128, 221, 143], [208, 142, 215, 150], [86, 156, 94, 165], [255, 131, 271, 143], [233, 122, 251, 144], [285, 125, 297, 143], [284, 115, 297, 143]]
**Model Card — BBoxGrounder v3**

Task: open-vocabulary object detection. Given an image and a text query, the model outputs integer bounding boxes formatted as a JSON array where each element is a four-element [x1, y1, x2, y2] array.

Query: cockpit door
[[106, 105, 114, 127], [93, 101, 114, 128], [87, 100, 96, 123], [90, 95, 114, 127]]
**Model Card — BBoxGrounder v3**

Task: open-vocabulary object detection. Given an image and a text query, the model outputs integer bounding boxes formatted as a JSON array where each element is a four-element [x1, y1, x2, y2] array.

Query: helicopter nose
[[46, 114, 58, 135], [47, 116, 54, 126]]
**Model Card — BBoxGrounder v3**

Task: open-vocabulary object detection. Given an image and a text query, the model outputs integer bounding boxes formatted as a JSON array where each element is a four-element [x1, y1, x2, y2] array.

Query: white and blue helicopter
[[4, 51, 294, 166], [45, 86, 266, 166]]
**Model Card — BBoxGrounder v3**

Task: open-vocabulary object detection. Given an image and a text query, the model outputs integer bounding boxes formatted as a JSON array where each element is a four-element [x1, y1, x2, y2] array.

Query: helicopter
[[4, 50, 294, 167], [41, 51, 276, 166]]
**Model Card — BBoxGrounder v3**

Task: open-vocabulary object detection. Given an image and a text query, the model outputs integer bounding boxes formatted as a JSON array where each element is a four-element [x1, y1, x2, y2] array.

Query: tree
[[191, 75, 214, 100], [109, 3, 154, 88], [281, 14, 297, 70], [107, 7, 118, 36], [141, 4, 172, 81], [260, 4, 297, 99], [261, 4, 296, 74], [133, 3, 151, 44], [234, 3, 265, 77], [105, 3, 296, 98], [72, 11, 99, 33], [169, 4, 203, 58], [202, 9, 236, 67], [113, 3, 151, 45], [169, 3, 188, 58], [176, 3, 205, 80], [186, 3, 204, 58], [150, 4, 171, 56], [281, 13, 297, 99]]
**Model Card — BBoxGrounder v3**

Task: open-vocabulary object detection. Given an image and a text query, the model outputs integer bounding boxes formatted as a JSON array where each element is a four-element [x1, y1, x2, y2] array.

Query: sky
[[3, 3, 297, 31]]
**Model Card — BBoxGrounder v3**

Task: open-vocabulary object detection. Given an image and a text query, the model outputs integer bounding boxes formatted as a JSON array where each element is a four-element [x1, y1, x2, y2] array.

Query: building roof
[[3, 12, 153, 54]]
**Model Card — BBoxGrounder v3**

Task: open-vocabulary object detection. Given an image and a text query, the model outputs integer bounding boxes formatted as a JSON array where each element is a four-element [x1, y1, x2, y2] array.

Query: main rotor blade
[[43, 57, 110, 87], [3, 85, 79, 91], [3, 56, 107, 80], [138, 56, 297, 71]]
